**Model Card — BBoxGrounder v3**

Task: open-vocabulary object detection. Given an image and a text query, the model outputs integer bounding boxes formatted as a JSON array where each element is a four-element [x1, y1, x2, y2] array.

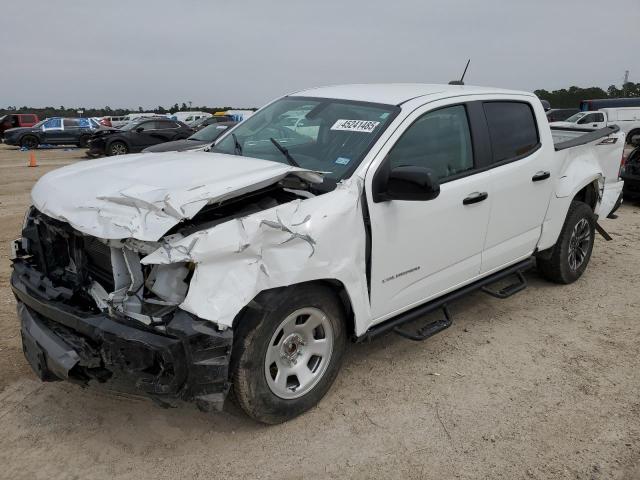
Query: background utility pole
[[623, 70, 629, 96]]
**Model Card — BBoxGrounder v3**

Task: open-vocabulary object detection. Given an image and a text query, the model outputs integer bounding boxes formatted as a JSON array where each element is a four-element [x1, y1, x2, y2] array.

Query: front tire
[[108, 141, 128, 156], [21, 135, 38, 149], [537, 201, 596, 284], [232, 284, 347, 424], [78, 135, 90, 148]]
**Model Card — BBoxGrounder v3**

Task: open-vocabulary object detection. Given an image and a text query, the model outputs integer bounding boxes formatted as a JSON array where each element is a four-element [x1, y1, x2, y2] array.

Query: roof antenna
[[449, 59, 470, 85]]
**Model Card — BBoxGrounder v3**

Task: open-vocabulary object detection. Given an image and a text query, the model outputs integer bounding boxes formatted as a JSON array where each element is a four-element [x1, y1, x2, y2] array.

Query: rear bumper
[[11, 264, 233, 411]]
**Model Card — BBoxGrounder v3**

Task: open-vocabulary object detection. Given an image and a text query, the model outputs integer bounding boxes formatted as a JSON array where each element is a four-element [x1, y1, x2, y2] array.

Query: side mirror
[[373, 164, 440, 203], [135, 126, 144, 133]]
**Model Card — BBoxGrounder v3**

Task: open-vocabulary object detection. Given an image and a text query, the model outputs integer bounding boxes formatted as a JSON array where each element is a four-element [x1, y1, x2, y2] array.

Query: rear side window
[[483, 102, 539, 162], [156, 121, 179, 129], [387, 105, 474, 182]]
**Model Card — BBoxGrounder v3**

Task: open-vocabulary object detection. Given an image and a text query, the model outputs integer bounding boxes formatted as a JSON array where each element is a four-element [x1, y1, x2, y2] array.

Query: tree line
[[2, 83, 639, 117], [534, 82, 639, 108], [0, 103, 257, 118]]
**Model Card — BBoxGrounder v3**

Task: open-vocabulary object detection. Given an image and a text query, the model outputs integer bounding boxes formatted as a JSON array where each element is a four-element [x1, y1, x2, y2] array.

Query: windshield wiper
[[270, 137, 300, 167], [232, 133, 243, 155]]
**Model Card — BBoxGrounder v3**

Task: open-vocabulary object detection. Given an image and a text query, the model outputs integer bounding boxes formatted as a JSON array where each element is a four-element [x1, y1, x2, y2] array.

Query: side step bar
[[358, 258, 535, 342]]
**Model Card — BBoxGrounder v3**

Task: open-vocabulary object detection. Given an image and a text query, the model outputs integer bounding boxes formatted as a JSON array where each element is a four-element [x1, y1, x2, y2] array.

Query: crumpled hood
[[31, 151, 322, 241]]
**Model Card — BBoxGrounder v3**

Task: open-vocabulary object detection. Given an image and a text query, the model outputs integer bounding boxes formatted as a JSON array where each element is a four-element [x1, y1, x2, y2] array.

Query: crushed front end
[[10, 208, 232, 411]]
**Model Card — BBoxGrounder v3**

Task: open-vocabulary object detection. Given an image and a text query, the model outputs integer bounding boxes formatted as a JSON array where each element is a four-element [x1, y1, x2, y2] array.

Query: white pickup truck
[[11, 84, 625, 423], [550, 107, 640, 144]]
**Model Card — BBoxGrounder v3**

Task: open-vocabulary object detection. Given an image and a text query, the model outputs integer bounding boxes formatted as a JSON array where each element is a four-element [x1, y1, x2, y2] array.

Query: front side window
[[213, 97, 397, 184], [387, 105, 473, 182], [483, 102, 539, 162], [43, 118, 62, 129]]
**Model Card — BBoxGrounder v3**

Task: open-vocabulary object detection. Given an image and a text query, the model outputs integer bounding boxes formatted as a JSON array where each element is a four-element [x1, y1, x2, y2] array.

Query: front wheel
[[108, 141, 128, 156], [537, 201, 596, 284], [20, 135, 39, 149], [232, 284, 347, 424]]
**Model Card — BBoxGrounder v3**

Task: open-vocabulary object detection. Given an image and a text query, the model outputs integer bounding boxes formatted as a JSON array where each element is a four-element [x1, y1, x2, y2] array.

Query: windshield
[[32, 119, 46, 128], [212, 97, 398, 183], [565, 112, 588, 123], [189, 123, 232, 142]]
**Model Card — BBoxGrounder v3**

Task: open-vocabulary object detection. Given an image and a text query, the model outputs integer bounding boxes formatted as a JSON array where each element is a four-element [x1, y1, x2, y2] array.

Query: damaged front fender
[[142, 178, 371, 334]]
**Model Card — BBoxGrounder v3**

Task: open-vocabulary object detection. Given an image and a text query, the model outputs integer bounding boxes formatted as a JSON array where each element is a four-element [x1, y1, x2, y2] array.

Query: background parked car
[[0, 113, 39, 140], [546, 108, 579, 122], [87, 117, 193, 156], [550, 107, 640, 144], [190, 114, 234, 131], [108, 116, 128, 128], [142, 121, 237, 152], [171, 111, 212, 125], [3, 117, 99, 149]]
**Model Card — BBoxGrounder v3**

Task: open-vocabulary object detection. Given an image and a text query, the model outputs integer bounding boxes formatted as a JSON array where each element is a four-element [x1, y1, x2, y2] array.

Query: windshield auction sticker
[[331, 119, 380, 133]]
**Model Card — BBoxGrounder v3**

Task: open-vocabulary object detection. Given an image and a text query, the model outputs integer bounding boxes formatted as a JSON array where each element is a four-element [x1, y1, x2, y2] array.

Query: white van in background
[[171, 111, 212, 125], [550, 107, 640, 144]]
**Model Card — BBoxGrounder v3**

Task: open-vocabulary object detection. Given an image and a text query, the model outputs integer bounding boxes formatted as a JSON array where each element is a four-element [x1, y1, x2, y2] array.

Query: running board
[[358, 257, 535, 342], [393, 305, 452, 341], [481, 271, 527, 299]]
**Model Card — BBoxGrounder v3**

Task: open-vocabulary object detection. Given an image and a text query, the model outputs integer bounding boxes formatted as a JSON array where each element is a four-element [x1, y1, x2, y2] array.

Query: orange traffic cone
[[28, 152, 37, 167]]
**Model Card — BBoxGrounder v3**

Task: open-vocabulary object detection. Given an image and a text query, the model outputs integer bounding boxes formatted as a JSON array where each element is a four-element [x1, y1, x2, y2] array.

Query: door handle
[[463, 191, 488, 205], [532, 171, 551, 182]]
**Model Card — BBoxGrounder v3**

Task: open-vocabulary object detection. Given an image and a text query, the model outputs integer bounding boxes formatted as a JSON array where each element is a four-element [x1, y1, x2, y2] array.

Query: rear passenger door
[[154, 120, 183, 142], [61, 118, 81, 144], [479, 101, 554, 274]]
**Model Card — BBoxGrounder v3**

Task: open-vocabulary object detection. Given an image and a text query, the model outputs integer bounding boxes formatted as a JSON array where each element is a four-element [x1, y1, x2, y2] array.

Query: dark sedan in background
[[142, 121, 237, 152], [87, 117, 193, 156], [4, 117, 99, 148]]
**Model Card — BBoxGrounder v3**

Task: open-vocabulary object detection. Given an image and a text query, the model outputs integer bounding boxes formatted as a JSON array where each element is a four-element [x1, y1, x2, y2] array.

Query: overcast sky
[[2, 0, 638, 109]]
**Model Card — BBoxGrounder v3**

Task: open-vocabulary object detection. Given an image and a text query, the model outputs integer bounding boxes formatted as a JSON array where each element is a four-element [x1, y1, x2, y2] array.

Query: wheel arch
[[537, 176, 601, 252], [232, 279, 357, 340]]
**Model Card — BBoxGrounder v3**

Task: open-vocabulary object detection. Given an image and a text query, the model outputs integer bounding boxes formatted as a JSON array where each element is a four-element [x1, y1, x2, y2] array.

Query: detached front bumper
[[11, 264, 233, 411]]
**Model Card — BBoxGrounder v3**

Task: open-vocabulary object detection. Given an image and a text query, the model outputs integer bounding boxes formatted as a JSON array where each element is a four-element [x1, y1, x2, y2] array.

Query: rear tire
[[107, 141, 128, 156], [627, 129, 640, 146], [537, 201, 596, 284], [21, 136, 38, 149], [231, 284, 347, 424]]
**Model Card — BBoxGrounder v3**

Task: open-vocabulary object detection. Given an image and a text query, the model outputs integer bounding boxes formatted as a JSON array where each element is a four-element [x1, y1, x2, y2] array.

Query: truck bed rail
[[553, 125, 620, 151]]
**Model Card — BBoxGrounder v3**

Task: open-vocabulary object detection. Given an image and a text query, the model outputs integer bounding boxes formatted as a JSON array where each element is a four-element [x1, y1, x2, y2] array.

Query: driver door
[[366, 103, 493, 323]]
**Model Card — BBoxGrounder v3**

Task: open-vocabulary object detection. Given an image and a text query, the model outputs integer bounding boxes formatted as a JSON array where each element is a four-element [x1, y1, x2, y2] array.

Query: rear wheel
[[108, 141, 128, 156], [21, 136, 38, 149], [232, 284, 347, 424], [627, 129, 640, 146], [537, 201, 596, 284]]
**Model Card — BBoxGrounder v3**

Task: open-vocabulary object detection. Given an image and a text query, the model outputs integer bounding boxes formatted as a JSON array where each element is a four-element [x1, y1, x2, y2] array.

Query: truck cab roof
[[291, 83, 535, 106]]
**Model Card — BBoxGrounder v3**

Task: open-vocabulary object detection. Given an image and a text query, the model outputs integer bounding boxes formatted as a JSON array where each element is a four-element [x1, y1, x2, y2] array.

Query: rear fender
[[538, 164, 602, 252]]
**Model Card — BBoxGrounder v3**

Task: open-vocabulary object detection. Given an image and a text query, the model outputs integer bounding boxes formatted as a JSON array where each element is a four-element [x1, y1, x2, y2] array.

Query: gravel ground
[[0, 144, 638, 480]]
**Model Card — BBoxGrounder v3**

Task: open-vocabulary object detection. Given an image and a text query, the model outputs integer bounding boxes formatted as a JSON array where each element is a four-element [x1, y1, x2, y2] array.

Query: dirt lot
[[0, 143, 638, 480]]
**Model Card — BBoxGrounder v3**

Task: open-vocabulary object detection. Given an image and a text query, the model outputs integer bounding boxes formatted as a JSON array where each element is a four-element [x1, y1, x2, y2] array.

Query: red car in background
[[0, 113, 39, 140]]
